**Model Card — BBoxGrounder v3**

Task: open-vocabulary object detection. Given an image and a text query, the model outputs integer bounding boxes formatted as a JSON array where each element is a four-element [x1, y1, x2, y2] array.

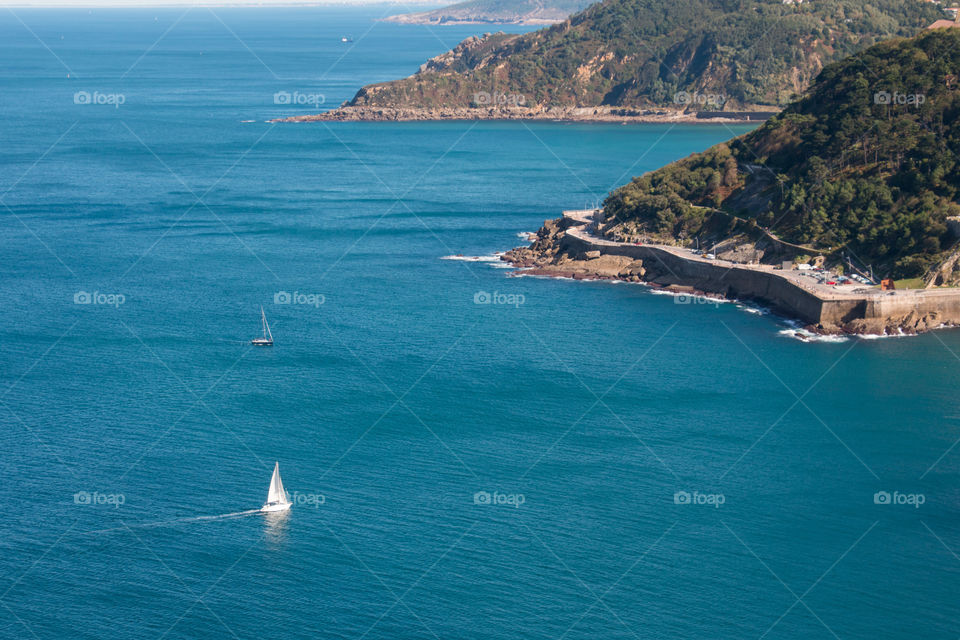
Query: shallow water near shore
[[2, 7, 960, 640]]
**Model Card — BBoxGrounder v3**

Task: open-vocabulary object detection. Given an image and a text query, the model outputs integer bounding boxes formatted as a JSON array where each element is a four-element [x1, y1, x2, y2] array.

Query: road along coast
[[502, 210, 960, 336]]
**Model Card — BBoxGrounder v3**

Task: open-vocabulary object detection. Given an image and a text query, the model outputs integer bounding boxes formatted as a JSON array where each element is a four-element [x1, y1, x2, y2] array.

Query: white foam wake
[[79, 509, 262, 535]]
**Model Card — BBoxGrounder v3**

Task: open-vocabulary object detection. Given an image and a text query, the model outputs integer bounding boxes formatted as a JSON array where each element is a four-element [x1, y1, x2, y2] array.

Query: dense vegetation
[[351, 0, 942, 110], [384, 0, 592, 25], [603, 29, 960, 277]]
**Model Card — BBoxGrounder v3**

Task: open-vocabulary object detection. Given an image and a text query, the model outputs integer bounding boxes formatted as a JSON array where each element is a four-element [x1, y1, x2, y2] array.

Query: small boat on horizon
[[251, 305, 274, 346], [261, 462, 292, 513], [340, 36, 353, 43]]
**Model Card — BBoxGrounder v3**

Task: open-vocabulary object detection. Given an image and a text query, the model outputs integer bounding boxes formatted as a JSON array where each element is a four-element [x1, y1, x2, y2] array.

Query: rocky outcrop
[[414, 34, 509, 73], [840, 313, 945, 336], [505, 218, 673, 284]]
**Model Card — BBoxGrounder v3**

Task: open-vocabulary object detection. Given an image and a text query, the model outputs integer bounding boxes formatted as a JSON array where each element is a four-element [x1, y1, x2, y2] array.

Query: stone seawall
[[864, 290, 960, 321], [561, 232, 830, 324]]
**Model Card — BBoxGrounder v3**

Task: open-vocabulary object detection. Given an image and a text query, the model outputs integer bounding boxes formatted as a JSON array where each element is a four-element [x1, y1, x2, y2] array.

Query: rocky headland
[[503, 213, 959, 337]]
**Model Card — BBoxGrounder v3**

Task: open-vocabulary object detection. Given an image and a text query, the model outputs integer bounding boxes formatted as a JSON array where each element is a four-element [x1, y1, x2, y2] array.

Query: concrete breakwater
[[505, 211, 960, 335]]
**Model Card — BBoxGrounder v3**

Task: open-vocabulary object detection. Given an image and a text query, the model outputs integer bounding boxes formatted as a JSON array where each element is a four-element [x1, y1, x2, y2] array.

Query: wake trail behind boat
[[79, 509, 262, 535]]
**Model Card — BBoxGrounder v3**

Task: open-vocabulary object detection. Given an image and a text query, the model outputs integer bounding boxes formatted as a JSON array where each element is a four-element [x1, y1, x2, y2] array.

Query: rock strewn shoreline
[[273, 106, 776, 124]]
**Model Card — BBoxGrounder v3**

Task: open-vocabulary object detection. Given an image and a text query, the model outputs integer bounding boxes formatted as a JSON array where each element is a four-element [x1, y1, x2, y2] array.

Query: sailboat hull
[[260, 501, 291, 513], [251, 338, 273, 346]]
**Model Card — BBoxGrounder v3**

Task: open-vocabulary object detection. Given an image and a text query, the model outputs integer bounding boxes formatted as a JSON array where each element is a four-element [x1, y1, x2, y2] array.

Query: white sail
[[260, 306, 273, 341], [266, 462, 288, 505], [264, 311, 273, 342]]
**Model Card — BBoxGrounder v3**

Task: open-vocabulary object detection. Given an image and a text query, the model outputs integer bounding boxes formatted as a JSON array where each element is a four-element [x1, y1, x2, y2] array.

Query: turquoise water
[[2, 7, 960, 639]]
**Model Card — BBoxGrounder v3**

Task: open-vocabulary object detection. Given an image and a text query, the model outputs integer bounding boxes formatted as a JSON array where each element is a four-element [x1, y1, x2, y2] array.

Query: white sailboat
[[251, 305, 274, 346], [261, 462, 292, 512]]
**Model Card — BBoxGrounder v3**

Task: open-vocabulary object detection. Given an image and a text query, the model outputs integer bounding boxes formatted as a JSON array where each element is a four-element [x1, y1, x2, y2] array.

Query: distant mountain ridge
[[383, 0, 593, 25], [343, 0, 944, 113]]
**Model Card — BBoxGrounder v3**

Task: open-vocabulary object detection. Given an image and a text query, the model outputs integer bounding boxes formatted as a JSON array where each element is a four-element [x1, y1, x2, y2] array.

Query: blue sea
[[1, 7, 959, 639]]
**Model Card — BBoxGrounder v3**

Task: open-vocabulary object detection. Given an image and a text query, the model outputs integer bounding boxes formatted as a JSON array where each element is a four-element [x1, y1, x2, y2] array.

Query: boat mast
[[262, 307, 273, 341]]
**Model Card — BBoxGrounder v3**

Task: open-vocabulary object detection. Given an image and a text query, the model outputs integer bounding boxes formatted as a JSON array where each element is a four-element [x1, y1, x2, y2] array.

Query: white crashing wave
[[777, 327, 850, 343], [736, 302, 770, 316], [648, 288, 729, 304], [777, 320, 847, 343], [857, 328, 917, 340], [440, 253, 503, 263]]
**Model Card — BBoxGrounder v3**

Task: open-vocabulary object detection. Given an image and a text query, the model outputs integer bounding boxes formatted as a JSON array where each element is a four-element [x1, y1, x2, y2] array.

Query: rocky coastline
[[502, 216, 956, 338], [273, 105, 776, 124]]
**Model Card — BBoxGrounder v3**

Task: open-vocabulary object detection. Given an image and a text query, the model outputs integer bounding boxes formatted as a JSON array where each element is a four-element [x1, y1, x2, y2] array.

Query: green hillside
[[602, 28, 960, 278], [350, 0, 943, 110]]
